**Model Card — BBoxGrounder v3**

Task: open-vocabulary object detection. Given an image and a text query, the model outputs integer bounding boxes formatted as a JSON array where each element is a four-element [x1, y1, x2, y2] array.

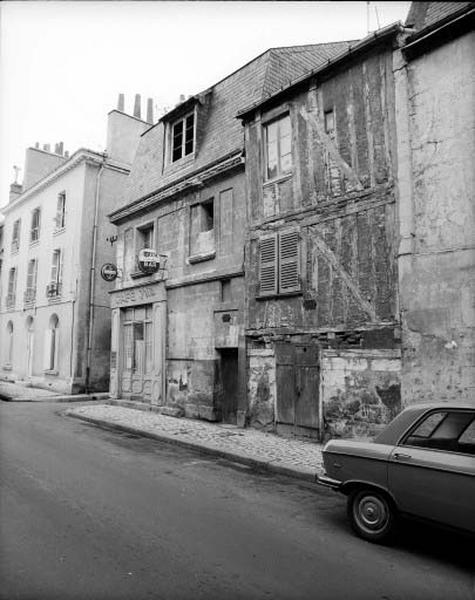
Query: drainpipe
[[85, 157, 106, 392]]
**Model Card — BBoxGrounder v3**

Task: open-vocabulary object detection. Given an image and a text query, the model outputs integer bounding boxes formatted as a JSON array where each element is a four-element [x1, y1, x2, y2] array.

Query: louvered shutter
[[259, 234, 278, 296], [279, 229, 300, 292]]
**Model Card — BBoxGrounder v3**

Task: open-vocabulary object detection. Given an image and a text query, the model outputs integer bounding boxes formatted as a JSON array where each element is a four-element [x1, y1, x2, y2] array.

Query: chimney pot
[[146, 98, 154, 124], [57, 142, 64, 155], [118, 93, 125, 112], [65, 150, 70, 158], [43, 143, 51, 152], [35, 142, 40, 149], [134, 94, 141, 119], [179, 94, 186, 103]]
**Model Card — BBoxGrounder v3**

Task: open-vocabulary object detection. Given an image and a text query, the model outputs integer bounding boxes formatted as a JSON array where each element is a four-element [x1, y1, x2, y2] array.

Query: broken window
[[264, 114, 292, 180], [171, 112, 195, 162], [30, 208, 41, 243], [258, 229, 300, 296], [190, 199, 215, 257]]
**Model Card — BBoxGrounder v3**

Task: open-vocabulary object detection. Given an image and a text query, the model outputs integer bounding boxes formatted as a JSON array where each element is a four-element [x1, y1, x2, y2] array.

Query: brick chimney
[[146, 98, 154, 124], [22, 145, 67, 190], [134, 94, 141, 119]]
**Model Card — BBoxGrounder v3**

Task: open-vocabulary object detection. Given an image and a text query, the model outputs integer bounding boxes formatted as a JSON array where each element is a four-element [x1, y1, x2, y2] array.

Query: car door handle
[[393, 452, 412, 461]]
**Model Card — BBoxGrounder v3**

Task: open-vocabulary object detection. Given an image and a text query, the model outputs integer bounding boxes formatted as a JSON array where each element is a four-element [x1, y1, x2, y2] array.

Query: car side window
[[403, 411, 474, 454], [457, 418, 475, 456]]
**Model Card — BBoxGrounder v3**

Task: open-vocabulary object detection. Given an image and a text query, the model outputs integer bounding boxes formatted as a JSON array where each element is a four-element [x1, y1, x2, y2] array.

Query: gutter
[[402, 7, 475, 60], [236, 21, 404, 121], [85, 157, 106, 392]]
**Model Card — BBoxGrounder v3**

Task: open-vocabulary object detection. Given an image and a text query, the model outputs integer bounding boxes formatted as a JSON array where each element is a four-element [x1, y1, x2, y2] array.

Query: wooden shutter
[[259, 234, 278, 295], [26, 260, 35, 291], [279, 229, 300, 292]]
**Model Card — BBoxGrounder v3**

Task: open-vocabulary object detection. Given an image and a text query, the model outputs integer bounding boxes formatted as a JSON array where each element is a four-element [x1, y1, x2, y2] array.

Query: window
[[11, 219, 21, 252], [171, 112, 195, 162], [190, 199, 215, 258], [30, 208, 41, 243], [55, 192, 66, 230], [258, 229, 300, 296], [324, 110, 335, 139], [6, 267, 17, 308], [47, 249, 62, 297], [264, 114, 292, 180], [137, 223, 154, 250], [6, 321, 13, 364], [25, 258, 38, 304], [123, 306, 153, 374], [221, 279, 232, 302], [44, 314, 59, 372], [403, 410, 475, 454]]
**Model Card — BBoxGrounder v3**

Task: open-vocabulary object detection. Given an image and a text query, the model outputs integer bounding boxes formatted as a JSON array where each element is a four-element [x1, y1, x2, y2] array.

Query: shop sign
[[101, 263, 119, 282], [138, 248, 160, 274]]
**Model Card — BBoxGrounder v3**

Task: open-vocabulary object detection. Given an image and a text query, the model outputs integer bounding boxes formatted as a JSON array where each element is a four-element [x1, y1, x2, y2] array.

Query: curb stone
[[64, 410, 318, 484]]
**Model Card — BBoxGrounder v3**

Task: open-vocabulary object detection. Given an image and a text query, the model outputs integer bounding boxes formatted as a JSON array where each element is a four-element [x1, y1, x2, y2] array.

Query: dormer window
[[171, 112, 195, 162]]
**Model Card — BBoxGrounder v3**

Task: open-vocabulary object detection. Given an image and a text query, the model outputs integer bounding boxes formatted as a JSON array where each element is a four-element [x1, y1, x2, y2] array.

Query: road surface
[[1, 401, 473, 600]]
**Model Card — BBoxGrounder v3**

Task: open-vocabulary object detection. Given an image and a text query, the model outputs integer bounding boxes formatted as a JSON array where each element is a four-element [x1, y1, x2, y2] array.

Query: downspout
[[85, 157, 106, 392]]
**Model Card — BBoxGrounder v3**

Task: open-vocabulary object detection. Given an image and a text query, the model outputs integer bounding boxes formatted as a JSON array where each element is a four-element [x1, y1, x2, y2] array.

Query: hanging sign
[[100, 263, 119, 282], [138, 248, 160, 274]]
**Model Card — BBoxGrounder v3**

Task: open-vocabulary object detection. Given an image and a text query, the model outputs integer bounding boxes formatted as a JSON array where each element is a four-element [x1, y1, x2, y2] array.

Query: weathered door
[[220, 349, 238, 424], [276, 342, 320, 432], [121, 305, 154, 401]]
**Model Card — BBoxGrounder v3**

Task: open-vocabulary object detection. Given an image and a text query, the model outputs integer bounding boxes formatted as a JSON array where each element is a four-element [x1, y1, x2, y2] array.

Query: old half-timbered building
[[107, 41, 350, 424], [238, 24, 405, 439]]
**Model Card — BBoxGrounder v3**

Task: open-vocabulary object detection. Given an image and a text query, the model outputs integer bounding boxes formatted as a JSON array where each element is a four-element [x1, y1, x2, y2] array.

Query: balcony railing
[[5, 294, 15, 309], [46, 281, 62, 299], [24, 288, 36, 305]]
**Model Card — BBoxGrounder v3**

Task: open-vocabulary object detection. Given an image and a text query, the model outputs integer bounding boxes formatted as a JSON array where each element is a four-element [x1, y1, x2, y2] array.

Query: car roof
[[374, 401, 474, 445]]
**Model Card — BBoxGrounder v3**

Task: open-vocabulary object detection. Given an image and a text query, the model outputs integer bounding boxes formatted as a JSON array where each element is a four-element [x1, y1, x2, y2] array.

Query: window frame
[[257, 228, 301, 298], [55, 191, 66, 231], [30, 207, 41, 243], [7, 266, 17, 307], [25, 257, 38, 304], [11, 219, 21, 253], [189, 198, 216, 261], [263, 112, 292, 182], [399, 409, 475, 456], [169, 110, 196, 164]]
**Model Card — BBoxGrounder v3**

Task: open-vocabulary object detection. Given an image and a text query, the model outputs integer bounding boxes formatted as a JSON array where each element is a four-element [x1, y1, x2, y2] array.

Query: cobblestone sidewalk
[[65, 404, 325, 482], [0, 380, 60, 401]]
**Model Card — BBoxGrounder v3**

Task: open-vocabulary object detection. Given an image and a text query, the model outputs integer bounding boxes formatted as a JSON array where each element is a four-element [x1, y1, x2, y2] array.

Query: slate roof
[[405, 2, 474, 33], [113, 40, 352, 216]]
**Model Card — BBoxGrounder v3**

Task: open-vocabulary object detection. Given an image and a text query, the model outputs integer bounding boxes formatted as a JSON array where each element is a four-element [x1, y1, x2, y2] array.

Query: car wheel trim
[[353, 493, 390, 534]]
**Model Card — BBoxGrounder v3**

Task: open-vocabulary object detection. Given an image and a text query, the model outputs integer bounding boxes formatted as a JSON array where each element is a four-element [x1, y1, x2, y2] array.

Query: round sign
[[100, 263, 119, 282], [138, 248, 160, 274]]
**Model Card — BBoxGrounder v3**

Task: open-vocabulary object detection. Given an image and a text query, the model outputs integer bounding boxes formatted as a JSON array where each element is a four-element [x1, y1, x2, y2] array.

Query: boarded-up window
[[258, 229, 300, 296], [190, 199, 215, 256]]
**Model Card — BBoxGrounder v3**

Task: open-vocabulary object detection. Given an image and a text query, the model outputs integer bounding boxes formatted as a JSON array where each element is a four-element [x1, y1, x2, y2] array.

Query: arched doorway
[[26, 316, 34, 376]]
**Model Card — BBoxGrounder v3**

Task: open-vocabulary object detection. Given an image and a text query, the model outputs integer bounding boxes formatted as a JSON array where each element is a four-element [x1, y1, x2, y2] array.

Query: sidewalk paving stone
[[0, 380, 109, 403], [65, 404, 325, 482]]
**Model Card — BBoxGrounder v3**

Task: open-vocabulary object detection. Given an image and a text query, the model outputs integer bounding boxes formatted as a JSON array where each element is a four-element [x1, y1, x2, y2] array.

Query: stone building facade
[[0, 100, 148, 393], [108, 42, 350, 424], [395, 2, 475, 406], [238, 25, 404, 439]]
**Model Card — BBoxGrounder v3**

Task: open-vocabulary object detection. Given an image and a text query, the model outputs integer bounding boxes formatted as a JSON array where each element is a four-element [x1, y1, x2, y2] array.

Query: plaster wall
[[399, 32, 475, 404], [0, 162, 86, 391], [321, 348, 401, 439]]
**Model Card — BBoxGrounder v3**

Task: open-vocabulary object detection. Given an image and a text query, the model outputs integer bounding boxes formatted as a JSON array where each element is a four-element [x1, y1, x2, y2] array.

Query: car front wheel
[[347, 488, 395, 543]]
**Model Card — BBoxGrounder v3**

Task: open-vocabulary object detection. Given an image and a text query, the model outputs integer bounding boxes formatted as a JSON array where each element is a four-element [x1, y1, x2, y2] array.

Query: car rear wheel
[[347, 488, 395, 543]]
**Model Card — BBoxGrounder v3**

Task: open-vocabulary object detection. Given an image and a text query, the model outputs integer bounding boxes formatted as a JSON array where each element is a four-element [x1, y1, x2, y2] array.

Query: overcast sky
[[0, 1, 410, 210]]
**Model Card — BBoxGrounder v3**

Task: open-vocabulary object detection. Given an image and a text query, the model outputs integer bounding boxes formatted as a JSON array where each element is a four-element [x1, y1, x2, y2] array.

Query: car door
[[387, 410, 475, 533]]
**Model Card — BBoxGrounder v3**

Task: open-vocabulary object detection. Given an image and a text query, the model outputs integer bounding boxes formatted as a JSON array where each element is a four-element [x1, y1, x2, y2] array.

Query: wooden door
[[276, 342, 320, 432], [220, 349, 238, 424]]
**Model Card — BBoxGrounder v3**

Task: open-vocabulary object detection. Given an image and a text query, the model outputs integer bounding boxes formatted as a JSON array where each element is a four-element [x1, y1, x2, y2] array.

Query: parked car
[[316, 402, 475, 543]]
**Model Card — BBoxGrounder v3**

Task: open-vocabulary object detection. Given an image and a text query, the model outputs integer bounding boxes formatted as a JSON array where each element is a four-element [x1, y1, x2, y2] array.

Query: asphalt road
[[1, 402, 474, 600]]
